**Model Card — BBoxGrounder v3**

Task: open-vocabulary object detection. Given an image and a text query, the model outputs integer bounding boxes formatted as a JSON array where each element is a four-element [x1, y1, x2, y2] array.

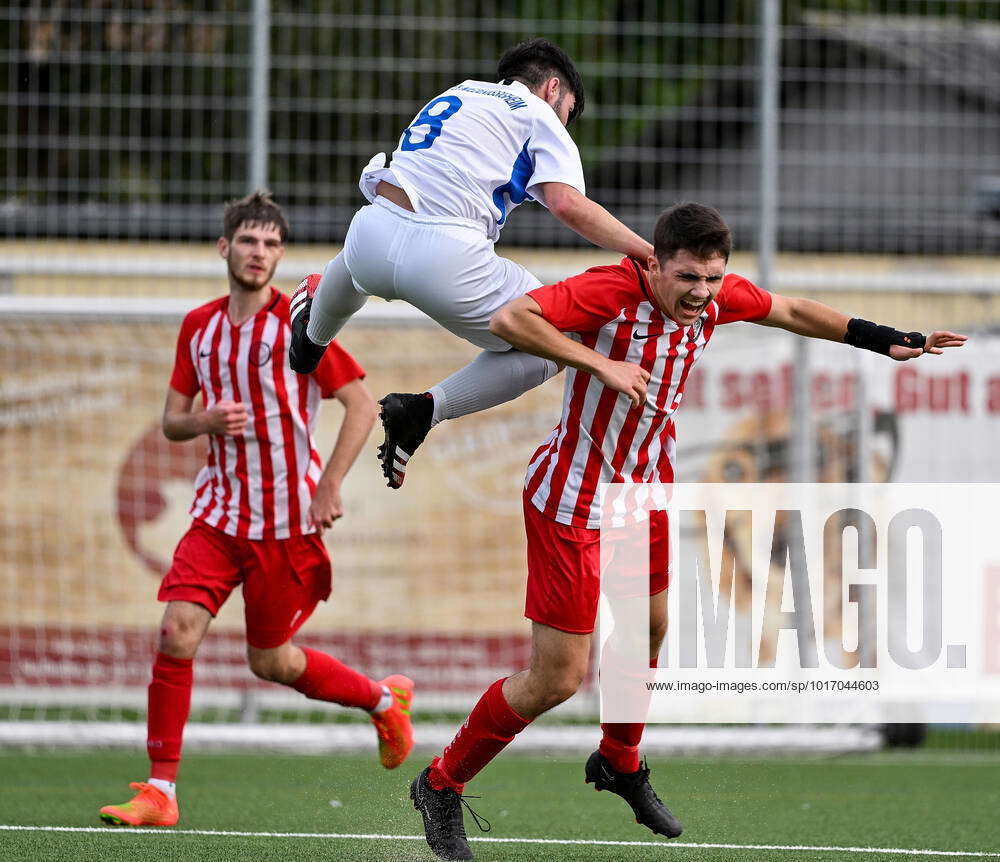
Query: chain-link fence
[[4, 1, 1000, 251], [3, 2, 1000, 754]]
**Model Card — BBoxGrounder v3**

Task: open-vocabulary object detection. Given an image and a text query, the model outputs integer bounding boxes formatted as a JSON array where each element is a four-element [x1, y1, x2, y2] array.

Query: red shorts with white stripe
[[158, 519, 332, 649], [522, 491, 669, 635]]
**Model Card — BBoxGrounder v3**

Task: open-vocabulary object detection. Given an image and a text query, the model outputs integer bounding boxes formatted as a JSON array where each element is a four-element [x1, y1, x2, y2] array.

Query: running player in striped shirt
[[99, 192, 414, 829], [409, 203, 966, 860]]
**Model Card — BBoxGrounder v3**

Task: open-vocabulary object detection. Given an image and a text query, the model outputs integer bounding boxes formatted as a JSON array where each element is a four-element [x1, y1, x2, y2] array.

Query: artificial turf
[[1, 749, 997, 861]]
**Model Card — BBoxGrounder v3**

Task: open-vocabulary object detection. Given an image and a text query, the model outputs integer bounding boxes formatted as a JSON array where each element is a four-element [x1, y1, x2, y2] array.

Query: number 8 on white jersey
[[359, 78, 586, 241]]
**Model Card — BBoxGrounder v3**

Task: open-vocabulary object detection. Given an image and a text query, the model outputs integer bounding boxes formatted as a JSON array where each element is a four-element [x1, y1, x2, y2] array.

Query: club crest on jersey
[[691, 317, 705, 340], [250, 340, 273, 367]]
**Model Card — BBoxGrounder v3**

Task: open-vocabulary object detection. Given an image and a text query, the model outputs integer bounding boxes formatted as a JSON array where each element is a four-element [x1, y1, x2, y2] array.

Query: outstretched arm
[[538, 182, 653, 260], [756, 294, 850, 341], [757, 294, 967, 361], [490, 295, 650, 407]]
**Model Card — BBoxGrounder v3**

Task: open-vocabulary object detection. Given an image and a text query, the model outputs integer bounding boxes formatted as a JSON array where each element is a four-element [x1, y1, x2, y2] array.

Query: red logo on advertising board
[[115, 422, 205, 575]]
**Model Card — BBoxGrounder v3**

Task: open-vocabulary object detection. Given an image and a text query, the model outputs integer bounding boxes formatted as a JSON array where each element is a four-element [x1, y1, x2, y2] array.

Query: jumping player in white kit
[[288, 39, 653, 489]]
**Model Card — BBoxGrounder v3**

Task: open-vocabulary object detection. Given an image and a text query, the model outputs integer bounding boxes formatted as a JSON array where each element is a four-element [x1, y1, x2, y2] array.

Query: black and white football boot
[[377, 392, 434, 489], [410, 766, 491, 861], [288, 274, 328, 374], [584, 751, 683, 838]]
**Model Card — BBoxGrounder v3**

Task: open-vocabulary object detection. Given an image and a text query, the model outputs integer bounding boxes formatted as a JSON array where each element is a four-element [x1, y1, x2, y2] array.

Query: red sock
[[599, 656, 658, 774], [292, 646, 382, 711], [147, 652, 193, 782], [429, 678, 530, 793]]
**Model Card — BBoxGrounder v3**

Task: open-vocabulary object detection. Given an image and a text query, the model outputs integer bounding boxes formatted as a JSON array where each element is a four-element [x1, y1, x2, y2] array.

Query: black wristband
[[844, 318, 926, 356]]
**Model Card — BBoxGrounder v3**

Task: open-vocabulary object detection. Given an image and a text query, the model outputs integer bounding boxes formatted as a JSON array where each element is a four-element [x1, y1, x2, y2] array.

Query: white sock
[[306, 307, 352, 347], [428, 385, 448, 427], [369, 685, 393, 715], [429, 350, 559, 426], [305, 253, 367, 345], [147, 778, 176, 799]]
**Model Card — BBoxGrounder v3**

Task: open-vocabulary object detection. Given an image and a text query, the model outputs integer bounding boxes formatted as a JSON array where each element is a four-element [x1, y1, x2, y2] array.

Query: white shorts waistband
[[371, 196, 488, 239]]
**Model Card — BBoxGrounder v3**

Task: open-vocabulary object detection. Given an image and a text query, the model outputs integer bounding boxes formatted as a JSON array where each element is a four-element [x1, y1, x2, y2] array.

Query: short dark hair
[[497, 38, 585, 123], [653, 202, 732, 263], [223, 190, 289, 242]]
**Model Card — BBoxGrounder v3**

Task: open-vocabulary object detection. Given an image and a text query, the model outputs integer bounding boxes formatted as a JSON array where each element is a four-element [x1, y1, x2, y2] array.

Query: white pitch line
[[1, 826, 998, 857]]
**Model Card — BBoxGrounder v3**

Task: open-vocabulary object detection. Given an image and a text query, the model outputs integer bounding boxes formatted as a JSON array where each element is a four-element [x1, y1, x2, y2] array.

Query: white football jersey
[[359, 79, 586, 241]]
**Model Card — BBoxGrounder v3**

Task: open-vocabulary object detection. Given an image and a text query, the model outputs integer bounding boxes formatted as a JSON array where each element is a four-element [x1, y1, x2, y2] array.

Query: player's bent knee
[[246, 648, 298, 684], [532, 665, 587, 710], [157, 602, 211, 658], [247, 654, 280, 682], [542, 675, 584, 710], [247, 650, 279, 681], [158, 636, 198, 660], [157, 620, 202, 658]]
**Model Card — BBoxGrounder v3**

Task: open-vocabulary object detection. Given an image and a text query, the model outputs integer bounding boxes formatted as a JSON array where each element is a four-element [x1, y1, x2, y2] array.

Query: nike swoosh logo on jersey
[[632, 331, 657, 340], [199, 349, 212, 357]]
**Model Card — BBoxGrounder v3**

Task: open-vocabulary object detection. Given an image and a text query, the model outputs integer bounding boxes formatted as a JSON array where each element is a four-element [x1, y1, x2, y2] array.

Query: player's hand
[[596, 360, 650, 408], [204, 400, 249, 435], [308, 482, 344, 534], [890, 331, 967, 361]]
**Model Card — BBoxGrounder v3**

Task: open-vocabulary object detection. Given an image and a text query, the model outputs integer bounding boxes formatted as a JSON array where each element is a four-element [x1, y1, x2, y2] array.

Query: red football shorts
[[522, 492, 669, 635], [158, 519, 333, 649]]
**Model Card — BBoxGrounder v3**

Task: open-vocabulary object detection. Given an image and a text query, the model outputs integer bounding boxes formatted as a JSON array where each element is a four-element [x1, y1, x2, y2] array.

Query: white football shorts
[[342, 197, 542, 351]]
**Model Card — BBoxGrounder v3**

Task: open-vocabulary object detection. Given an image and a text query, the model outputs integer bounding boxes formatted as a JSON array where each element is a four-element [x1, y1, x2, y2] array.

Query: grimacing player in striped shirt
[[406, 203, 967, 861], [99, 192, 415, 829]]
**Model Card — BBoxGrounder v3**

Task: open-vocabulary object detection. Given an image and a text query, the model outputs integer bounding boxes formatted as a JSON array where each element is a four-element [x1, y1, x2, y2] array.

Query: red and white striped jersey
[[169, 285, 365, 540], [524, 258, 771, 528]]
